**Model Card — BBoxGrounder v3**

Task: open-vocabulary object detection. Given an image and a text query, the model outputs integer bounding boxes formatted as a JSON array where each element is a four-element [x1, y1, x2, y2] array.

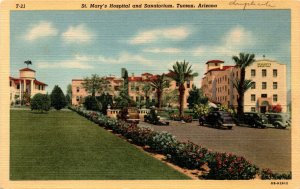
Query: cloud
[[24, 21, 58, 41], [62, 24, 95, 44], [192, 26, 255, 57], [143, 47, 182, 54], [38, 59, 93, 69], [129, 26, 191, 44]]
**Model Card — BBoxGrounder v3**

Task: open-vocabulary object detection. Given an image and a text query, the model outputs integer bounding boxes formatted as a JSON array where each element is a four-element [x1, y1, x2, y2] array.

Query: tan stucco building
[[10, 67, 47, 105], [72, 72, 194, 108], [201, 59, 287, 112], [72, 76, 123, 105], [128, 72, 193, 108]]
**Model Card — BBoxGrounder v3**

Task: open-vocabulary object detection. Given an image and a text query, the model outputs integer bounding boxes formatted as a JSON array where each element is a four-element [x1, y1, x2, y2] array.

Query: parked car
[[238, 112, 268, 129], [117, 107, 140, 124], [265, 113, 291, 129], [199, 111, 235, 129]]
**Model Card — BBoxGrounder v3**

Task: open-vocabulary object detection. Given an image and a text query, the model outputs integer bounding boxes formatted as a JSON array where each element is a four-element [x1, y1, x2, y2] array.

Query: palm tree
[[168, 61, 198, 117], [142, 83, 151, 101], [24, 60, 32, 68], [150, 74, 169, 108], [232, 53, 255, 116]]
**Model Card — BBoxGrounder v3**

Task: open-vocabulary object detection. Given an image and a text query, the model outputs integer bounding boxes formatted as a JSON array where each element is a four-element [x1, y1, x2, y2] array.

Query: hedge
[[68, 106, 291, 180]]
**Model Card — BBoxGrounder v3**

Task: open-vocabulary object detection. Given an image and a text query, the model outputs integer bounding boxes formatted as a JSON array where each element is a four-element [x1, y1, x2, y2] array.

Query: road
[[139, 121, 291, 173]]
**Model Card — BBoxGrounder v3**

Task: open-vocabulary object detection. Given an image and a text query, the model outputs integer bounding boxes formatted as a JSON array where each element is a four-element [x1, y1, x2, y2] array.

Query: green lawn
[[10, 110, 189, 180]]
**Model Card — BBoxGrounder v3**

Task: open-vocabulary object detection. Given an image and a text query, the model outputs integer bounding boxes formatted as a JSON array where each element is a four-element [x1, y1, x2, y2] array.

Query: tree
[[81, 74, 110, 97], [150, 74, 170, 109], [50, 85, 67, 110], [24, 60, 32, 68], [66, 84, 72, 105], [114, 85, 135, 109], [31, 93, 51, 113], [163, 89, 178, 108], [96, 93, 113, 114], [232, 53, 255, 116], [142, 83, 152, 108], [187, 85, 208, 109], [121, 68, 129, 96], [84, 95, 102, 111], [168, 61, 198, 117]]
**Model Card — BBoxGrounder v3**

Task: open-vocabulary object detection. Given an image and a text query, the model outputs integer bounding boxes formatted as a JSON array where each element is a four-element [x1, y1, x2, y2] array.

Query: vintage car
[[199, 111, 235, 129], [117, 107, 140, 124], [238, 112, 268, 129], [265, 113, 291, 129]]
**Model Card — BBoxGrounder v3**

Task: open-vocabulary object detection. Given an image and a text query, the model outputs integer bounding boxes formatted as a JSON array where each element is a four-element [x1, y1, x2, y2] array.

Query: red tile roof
[[205, 66, 234, 74], [34, 80, 47, 86], [128, 76, 143, 82], [19, 67, 36, 72], [9, 76, 47, 86], [206, 60, 224, 64], [141, 73, 153, 76]]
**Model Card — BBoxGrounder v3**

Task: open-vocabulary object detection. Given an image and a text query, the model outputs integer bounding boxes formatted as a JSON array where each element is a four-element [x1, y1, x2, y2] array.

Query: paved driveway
[[139, 121, 291, 173]]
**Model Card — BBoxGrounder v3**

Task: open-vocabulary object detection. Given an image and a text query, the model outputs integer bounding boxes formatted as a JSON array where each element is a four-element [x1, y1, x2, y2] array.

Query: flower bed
[[68, 106, 291, 180], [169, 114, 193, 123]]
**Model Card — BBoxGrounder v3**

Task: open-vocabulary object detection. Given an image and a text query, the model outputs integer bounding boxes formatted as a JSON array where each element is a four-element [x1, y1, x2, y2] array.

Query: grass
[[10, 110, 190, 180]]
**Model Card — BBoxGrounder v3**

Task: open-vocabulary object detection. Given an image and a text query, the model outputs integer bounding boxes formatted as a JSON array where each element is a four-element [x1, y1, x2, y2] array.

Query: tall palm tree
[[168, 61, 198, 117], [150, 74, 169, 108], [142, 83, 151, 101], [232, 53, 255, 116], [24, 60, 32, 68]]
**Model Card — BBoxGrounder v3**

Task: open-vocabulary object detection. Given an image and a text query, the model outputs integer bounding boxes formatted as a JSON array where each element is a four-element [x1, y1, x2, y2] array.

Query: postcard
[[0, 0, 299, 188]]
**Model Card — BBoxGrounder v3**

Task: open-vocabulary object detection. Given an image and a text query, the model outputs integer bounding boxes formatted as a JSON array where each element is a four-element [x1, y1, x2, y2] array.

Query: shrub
[[96, 94, 113, 114], [261, 168, 291, 180], [31, 93, 51, 112], [50, 85, 67, 110], [149, 132, 178, 154], [84, 95, 102, 111], [117, 108, 129, 121], [167, 141, 209, 169], [193, 104, 210, 118], [204, 152, 259, 180], [169, 114, 193, 123]]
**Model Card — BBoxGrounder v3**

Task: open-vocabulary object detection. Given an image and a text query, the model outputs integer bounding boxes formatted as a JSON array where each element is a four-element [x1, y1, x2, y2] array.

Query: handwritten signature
[[229, 0, 276, 10]]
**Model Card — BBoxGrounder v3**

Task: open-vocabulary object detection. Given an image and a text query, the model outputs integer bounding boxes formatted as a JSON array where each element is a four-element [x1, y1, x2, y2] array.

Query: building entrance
[[260, 106, 267, 113]]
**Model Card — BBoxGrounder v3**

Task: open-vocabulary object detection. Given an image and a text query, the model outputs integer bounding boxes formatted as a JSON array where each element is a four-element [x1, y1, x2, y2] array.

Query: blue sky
[[10, 10, 290, 93]]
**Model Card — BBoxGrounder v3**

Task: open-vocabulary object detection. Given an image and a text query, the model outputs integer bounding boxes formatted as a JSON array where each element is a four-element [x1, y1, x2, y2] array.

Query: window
[[136, 86, 139, 91], [187, 80, 190, 88], [251, 69, 256, 77], [273, 82, 278, 89], [273, 69, 278, 77], [262, 69, 267, 77], [251, 94, 256, 102], [251, 107, 256, 112], [76, 96, 80, 102], [17, 84, 20, 89], [261, 94, 267, 98], [76, 87, 80, 93], [176, 82, 179, 87], [10, 81, 12, 87], [141, 96, 144, 101], [262, 82, 267, 89], [251, 82, 256, 89], [136, 96, 139, 101], [273, 94, 278, 102], [131, 84, 135, 91]]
